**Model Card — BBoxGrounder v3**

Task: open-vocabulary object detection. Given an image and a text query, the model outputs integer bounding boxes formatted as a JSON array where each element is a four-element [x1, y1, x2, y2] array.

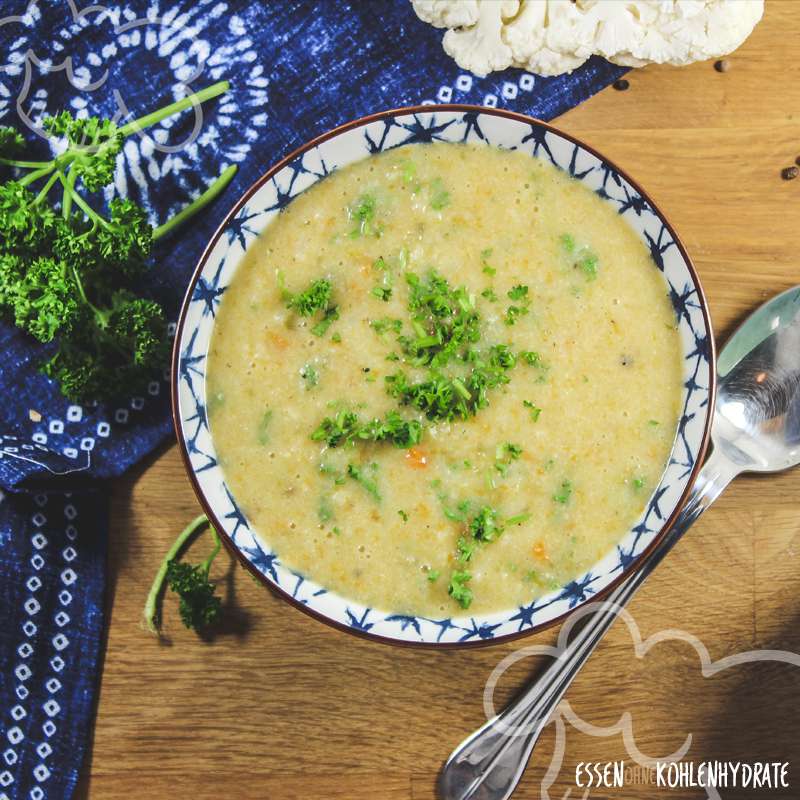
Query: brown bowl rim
[[171, 103, 717, 649]]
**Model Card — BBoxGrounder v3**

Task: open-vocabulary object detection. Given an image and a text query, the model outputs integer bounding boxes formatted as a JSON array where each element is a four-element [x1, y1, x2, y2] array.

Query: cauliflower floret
[[411, 0, 764, 77], [440, 0, 521, 77]]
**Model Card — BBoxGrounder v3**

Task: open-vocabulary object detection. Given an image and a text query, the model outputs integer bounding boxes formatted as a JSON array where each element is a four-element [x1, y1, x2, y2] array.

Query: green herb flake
[[469, 505, 502, 543], [331, 331, 342, 343], [398, 509, 409, 523], [286, 278, 331, 317], [300, 363, 319, 390], [648, 419, 660, 427], [310, 305, 340, 337], [427, 569, 440, 582], [448, 571, 473, 609], [505, 512, 531, 526], [559, 233, 575, 253], [429, 177, 450, 210], [481, 287, 498, 301], [256, 408, 273, 445], [371, 285, 393, 302], [632, 477, 646, 490], [370, 317, 403, 335], [523, 400, 541, 422], [318, 496, 334, 524], [481, 248, 497, 276], [348, 193, 379, 238], [507, 284, 529, 301], [456, 535, 477, 563], [346, 462, 381, 501], [553, 479, 573, 505]]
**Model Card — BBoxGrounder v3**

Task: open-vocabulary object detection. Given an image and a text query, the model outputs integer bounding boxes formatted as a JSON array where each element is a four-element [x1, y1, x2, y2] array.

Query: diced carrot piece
[[268, 331, 289, 349], [405, 447, 429, 469], [533, 540, 547, 560]]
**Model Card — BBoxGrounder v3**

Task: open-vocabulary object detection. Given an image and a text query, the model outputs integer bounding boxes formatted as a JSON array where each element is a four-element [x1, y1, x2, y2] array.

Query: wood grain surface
[[77, 3, 800, 798]]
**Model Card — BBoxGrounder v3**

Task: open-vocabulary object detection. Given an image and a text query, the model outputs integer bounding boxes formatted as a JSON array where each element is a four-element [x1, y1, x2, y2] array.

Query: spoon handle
[[439, 447, 738, 800]]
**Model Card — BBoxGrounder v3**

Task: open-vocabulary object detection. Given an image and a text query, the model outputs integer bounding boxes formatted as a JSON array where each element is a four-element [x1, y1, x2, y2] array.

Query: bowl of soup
[[172, 106, 714, 646]]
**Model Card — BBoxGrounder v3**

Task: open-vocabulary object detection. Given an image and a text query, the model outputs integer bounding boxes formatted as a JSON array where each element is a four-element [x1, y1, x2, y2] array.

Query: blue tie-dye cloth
[[0, 2, 626, 797]]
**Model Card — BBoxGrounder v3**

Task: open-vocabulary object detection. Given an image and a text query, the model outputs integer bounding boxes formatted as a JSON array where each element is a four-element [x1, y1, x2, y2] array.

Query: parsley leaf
[[448, 571, 473, 609]]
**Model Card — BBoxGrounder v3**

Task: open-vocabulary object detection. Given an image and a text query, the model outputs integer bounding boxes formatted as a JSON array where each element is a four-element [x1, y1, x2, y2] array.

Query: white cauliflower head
[[411, 0, 764, 77]]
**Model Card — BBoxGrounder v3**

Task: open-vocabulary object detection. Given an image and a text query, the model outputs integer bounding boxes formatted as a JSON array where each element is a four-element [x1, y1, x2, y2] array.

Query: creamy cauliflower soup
[[206, 142, 683, 616]]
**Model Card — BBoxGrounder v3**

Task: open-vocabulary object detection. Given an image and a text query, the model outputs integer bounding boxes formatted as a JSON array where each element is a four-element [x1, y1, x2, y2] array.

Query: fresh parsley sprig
[[0, 80, 236, 400]]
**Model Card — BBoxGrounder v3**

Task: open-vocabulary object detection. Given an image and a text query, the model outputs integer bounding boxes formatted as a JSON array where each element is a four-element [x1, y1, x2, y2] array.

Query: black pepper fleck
[[781, 166, 799, 181], [613, 78, 630, 91], [714, 59, 730, 73]]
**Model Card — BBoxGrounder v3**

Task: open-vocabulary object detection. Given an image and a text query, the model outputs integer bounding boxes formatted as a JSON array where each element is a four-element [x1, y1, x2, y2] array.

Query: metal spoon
[[440, 285, 800, 800]]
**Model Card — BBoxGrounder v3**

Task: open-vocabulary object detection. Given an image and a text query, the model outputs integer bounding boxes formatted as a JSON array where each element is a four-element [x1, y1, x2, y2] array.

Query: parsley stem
[[200, 527, 221, 574], [61, 167, 77, 218], [0, 157, 53, 168], [142, 514, 209, 635], [33, 170, 59, 204], [57, 170, 110, 230], [18, 163, 54, 187], [119, 80, 230, 138], [153, 164, 237, 240]]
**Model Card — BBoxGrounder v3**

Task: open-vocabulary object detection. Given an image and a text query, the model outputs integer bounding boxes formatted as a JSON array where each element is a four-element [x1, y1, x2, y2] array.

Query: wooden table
[[78, 3, 800, 798]]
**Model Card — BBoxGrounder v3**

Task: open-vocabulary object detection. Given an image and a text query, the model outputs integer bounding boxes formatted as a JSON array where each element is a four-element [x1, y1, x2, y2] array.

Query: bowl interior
[[173, 106, 713, 646]]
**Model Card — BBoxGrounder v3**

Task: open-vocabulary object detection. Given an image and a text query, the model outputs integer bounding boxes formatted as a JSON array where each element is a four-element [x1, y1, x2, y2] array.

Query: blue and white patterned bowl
[[172, 106, 715, 647]]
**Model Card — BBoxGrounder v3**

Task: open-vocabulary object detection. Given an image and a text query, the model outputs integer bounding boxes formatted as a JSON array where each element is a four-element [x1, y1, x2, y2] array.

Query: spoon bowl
[[715, 286, 800, 472]]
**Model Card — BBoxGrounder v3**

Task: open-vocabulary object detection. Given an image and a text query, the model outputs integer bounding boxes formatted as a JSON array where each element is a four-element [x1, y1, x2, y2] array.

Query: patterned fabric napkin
[[0, 2, 626, 798]]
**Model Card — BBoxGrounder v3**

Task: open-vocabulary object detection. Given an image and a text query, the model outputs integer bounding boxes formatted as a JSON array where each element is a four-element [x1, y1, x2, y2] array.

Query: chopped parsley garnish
[[456, 535, 477, 563], [319, 463, 346, 485], [370, 317, 403, 335], [429, 177, 450, 210], [318, 496, 334, 523], [371, 256, 394, 301], [300, 363, 319, 389], [371, 286, 392, 302], [286, 278, 331, 317], [560, 233, 599, 281], [469, 505, 502, 543], [578, 251, 598, 280], [427, 569, 440, 582], [503, 442, 522, 459], [310, 305, 340, 337], [632, 476, 646, 490], [311, 409, 422, 449], [256, 408, 273, 445], [401, 161, 418, 188], [519, 351, 549, 381], [495, 442, 522, 476], [348, 193, 380, 238], [481, 287, 497, 301], [648, 419, 660, 427], [398, 509, 409, 522], [553, 479, 573, 505], [448, 571, 473, 609], [523, 400, 541, 422], [504, 285, 531, 326], [346, 462, 381, 501], [284, 277, 339, 337], [505, 512, 531, 526], [331, 331, 342, 343], [481, 248, 497, 276]]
